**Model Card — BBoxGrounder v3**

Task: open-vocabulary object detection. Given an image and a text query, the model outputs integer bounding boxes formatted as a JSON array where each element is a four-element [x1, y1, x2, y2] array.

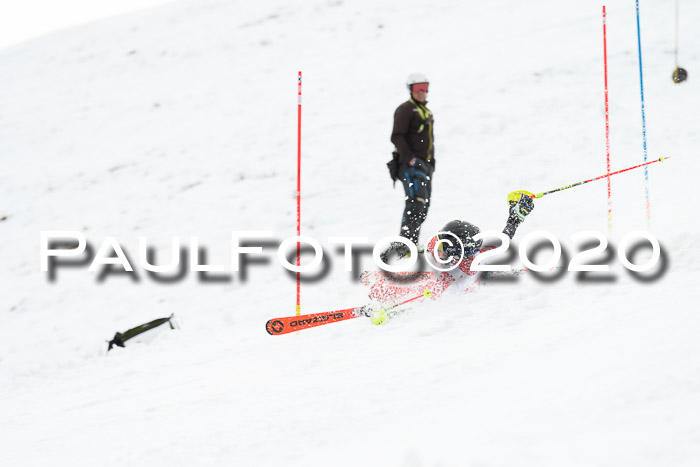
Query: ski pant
[[399, 163, 432, 245]]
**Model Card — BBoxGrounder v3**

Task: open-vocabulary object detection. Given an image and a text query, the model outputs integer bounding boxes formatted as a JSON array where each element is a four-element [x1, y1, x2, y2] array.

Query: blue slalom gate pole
[[635, 0, 651, 225]]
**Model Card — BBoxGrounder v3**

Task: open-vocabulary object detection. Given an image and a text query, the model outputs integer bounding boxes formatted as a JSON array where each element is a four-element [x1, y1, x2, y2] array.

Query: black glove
[[509, 193, 534, 222], [503, 194, 534, 239]]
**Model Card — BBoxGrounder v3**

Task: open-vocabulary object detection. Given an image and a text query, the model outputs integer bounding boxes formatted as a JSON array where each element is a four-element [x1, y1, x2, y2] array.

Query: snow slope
[[1, 0, 700, 465]]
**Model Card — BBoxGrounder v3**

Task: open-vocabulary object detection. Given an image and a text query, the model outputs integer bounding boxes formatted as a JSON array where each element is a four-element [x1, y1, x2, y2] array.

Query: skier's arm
[[502, 194, 535, 239], [390, 105, 414, 165]]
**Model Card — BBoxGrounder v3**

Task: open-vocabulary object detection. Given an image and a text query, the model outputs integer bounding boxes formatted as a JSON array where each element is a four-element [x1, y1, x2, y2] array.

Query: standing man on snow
[[387, 72, 435, 258]]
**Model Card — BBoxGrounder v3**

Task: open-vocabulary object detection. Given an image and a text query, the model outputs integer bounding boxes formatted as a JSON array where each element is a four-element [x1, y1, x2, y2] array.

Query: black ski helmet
[[437, 220, 482, 257]]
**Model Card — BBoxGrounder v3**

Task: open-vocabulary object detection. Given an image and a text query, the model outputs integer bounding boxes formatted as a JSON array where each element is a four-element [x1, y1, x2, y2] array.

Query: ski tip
[[266, 319, 282, 336], [423, 289, 432, 298]]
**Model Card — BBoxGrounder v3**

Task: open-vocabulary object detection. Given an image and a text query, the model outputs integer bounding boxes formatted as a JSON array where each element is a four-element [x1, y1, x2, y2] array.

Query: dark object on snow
[[673, 67, 688, 83], [107, 314, 177, 351], [387, 151, 400, 184]]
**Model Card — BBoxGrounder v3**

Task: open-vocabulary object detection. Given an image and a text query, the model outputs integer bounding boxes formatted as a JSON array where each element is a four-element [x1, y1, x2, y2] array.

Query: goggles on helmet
[[437, 241, 479, 260], [412, 82, 429, 93]]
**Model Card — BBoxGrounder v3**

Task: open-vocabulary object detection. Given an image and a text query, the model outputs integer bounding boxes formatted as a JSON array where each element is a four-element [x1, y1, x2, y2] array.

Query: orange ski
[[265, 290, 432, 336], [265, 306, 365, 335]]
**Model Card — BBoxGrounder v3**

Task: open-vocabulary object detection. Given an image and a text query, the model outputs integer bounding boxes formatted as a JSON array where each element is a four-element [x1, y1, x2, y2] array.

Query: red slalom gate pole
[[296, 71, 302, 316], [603, 6, 612, 232]]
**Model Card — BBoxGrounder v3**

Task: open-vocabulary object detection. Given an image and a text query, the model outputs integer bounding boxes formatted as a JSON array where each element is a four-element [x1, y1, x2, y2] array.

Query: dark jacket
[[391, 98, 435, 169]]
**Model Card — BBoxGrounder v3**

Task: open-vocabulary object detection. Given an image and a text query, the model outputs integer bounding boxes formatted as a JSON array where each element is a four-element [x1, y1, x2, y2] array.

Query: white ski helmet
[[406, 72, 429, 91]]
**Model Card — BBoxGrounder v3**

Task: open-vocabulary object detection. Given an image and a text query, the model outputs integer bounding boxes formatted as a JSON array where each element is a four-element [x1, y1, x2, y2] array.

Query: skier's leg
[[400, 167, 430, 244]]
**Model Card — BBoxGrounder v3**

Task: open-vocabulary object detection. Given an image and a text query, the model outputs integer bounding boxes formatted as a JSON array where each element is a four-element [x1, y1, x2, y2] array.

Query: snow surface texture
[[1, 0, 699, 466]]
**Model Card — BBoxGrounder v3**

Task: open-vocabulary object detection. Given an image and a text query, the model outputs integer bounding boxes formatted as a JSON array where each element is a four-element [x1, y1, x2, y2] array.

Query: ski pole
[[508, 156, 669, 202], [370, 289, 432, 325], [382, 289, 432, 312]]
